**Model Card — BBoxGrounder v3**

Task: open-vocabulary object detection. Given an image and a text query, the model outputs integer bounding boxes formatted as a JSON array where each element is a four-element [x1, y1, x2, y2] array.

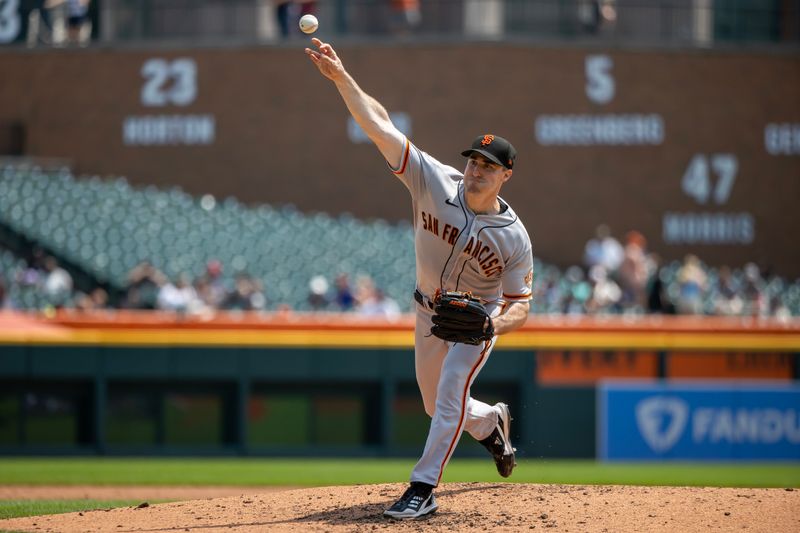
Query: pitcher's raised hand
[[305, 38, 345, 82]]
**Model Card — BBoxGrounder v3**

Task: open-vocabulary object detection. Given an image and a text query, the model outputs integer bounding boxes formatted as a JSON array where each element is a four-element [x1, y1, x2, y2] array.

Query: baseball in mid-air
[[299, 14, 319, 34]]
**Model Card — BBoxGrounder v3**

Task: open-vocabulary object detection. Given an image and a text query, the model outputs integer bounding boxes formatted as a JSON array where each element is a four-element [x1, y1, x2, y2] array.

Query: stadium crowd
[[534, 225, 794, 318], [0, 246, 404, 318], [0, 230, 795, 318]]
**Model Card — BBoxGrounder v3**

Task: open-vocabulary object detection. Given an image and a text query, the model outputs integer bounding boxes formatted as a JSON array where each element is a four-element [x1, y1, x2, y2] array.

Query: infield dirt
[[1, 482, 797, 532]]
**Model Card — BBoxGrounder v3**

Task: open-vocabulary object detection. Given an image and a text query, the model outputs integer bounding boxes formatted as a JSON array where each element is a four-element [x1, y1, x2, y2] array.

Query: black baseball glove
[[431, 291, 494, 345]]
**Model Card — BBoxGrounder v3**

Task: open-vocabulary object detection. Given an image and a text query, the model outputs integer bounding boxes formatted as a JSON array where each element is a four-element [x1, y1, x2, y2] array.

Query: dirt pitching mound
[[1, 482, 797, 533], [0, 485, 288, 501]]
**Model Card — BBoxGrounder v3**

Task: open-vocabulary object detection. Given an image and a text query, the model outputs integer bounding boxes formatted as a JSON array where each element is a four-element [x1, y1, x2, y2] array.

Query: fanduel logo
[[635, 396, 689, 453], [693, 408, 800, 444]]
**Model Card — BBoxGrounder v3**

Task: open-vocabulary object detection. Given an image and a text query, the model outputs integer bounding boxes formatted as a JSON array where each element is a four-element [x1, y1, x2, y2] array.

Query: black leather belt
[[414, 289, 434, 310]]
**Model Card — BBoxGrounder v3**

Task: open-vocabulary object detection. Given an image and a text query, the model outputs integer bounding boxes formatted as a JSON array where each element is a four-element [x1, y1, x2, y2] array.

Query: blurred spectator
[[123, 261, 167, 309], [17, 247, 46, 287], [75, 287, 109, 311], [157, 273, 198, 312], [0, 277, 10, 309], [333, 273, 355, 311], [250, 276, 267, 309], [586, 264, 621, 314], [299, 0, 316, 17], [583, 224, 624, 273], [578, 0, 602, 34], [16, 260, 43, 288], [358, 287, 401, 319], [192, 277, 216, 313], [275, 0, 293, 38], [676, 254, 707, 314], [199, 259, 227, 308], [220, 273, 266, 311], [600, 1, 618, 25], [741, 262, 767, 317], [354, 274, 377, 307], [275, 0, 316, 38], [307, 275, 330, 310], [89, 287, 109, 309], [771, 295, 791, 320], [617, 230, 651, 311], [562, 265, 591, 314], [27, 0, 54, 45], [646, 255, 676, 315], [533, 266, 560, 314], [43, 256, 73, 298], [712, 265, 744, 315], [66, 0, 90, 45], [390, 0, 421, 35]]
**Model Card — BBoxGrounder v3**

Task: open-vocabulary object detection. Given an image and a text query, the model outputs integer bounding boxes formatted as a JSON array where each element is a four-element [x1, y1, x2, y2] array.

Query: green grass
[[0, 458, 797, 488], [0, 500, 147, 520]]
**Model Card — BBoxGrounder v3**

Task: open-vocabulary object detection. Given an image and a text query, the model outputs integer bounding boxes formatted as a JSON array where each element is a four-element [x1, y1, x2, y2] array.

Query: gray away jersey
[[390, 138, 534, 307]]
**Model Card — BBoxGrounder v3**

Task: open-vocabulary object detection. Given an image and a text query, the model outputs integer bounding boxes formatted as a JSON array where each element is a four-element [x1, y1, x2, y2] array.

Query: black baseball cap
[[461, 134, 516, 169]]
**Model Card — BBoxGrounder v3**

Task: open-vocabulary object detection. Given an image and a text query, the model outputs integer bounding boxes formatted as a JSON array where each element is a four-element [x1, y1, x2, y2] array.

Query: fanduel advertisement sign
[[598, 382, 800, 460]]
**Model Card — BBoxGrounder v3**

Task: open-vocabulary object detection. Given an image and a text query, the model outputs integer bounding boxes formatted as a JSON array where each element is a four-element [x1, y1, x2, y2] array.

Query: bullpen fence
[[0, 311, 798, 459]]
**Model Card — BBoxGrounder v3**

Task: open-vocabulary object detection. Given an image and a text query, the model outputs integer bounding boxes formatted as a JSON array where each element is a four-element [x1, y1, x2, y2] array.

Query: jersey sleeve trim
[[503, 292, 533, 301], [389, 138, 411, 175]]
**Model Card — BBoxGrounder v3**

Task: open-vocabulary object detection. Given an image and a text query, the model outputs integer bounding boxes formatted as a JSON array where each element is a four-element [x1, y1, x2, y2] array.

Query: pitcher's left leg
[[410, 338, 495, 486]]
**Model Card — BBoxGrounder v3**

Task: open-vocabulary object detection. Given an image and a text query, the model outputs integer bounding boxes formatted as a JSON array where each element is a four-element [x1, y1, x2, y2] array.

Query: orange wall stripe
[[0, 328, 797, 350]]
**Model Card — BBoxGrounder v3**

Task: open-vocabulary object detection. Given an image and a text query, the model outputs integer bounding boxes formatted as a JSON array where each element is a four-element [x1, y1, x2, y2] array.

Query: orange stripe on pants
[[435, 339, 492, 485]]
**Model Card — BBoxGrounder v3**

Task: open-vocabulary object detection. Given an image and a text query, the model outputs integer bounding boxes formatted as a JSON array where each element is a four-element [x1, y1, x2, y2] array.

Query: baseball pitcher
[[305, 38, 534, 520]]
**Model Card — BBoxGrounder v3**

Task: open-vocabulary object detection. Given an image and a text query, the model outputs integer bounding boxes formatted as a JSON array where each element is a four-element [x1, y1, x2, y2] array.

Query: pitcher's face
[[463, 154, 511, 196]]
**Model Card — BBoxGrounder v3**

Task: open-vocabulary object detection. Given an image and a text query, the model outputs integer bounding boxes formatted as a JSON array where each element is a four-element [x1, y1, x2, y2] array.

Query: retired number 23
[[140, 58, 197, 107]]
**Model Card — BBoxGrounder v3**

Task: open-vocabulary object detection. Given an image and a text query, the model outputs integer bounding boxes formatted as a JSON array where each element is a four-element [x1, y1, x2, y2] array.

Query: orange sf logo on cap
[[481, 134, 494, 146]]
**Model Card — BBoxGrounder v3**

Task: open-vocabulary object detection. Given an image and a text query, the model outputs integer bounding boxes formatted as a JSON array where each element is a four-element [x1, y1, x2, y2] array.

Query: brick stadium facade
[[0, 44, 798, 274]]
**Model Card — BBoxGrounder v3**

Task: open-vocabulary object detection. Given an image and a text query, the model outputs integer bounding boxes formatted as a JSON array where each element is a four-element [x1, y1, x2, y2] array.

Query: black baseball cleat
[[479, 402, 517, 478], [383, 482, 438, 520]]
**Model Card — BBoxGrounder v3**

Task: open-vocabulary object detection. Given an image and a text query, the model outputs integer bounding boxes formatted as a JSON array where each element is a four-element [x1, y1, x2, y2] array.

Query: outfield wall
[[0, 311, 797, 458]]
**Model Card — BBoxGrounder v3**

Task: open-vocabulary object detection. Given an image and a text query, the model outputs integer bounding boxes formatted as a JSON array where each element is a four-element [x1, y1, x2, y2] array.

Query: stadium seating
[[0, 165, 416, 311], [1, 164, 797, 315]]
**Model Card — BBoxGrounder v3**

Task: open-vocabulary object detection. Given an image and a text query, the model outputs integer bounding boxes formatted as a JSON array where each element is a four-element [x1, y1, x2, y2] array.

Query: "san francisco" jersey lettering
[[422, 212, 461, 245], [442, 224, 459, 245], [421, 211, 439, 236], [463, 236, 503, 277]]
